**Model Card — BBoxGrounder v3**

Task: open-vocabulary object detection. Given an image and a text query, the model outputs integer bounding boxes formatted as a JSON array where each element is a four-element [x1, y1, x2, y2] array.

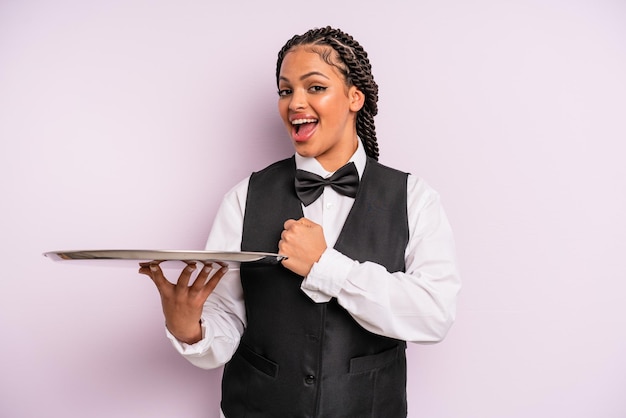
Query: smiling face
[[277, 46, 365, 171]]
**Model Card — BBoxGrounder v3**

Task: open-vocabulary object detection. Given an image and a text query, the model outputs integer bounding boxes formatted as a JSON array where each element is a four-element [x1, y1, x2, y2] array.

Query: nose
[[289, 89, 307, 111]]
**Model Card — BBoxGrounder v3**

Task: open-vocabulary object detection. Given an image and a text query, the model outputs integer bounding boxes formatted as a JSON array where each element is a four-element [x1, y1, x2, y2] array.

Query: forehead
[[279, 45, 344, 80]]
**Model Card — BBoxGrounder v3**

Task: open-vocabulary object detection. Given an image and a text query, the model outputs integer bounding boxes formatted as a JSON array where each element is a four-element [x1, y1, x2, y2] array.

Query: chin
[[293, 143, 315, 156], [295, 150, 315, 159]]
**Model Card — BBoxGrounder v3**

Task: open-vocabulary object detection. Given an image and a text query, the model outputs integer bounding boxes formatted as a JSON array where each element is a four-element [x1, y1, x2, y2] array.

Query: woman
[[140, 26, 460, 417]]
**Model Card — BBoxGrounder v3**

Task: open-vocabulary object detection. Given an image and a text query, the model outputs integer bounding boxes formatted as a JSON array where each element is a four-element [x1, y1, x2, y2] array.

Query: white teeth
[[291, 118, 318, 125]]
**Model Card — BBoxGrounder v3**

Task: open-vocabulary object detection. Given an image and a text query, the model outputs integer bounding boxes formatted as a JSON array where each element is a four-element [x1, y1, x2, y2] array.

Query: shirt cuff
[[165, 318, 213, 356], [301, 248, 356, 301]]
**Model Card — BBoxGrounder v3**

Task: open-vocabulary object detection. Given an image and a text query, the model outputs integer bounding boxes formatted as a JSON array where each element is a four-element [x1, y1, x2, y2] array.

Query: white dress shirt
[[166, 141, 461, 373]]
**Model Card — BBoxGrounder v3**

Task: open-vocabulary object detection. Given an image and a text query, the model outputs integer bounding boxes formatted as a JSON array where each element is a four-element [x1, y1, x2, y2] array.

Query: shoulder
[[223, 157, 295, 199], [218, 176, 250, 215], [247, 157, 297, 198], [366, 158, 409, 177], [368, 159, 437, 201], [366, 157, 409, 181], [406, 174, 444, 217], [370, 158, 441, 211], [250, 157, 294, 179]]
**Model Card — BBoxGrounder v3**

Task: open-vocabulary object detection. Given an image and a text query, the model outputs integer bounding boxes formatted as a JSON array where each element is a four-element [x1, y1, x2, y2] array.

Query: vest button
[[304, 375, 316, 385]]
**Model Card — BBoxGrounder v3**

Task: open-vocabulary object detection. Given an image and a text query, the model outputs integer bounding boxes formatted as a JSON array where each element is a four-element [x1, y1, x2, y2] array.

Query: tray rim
[[43, 249, 286, 264]]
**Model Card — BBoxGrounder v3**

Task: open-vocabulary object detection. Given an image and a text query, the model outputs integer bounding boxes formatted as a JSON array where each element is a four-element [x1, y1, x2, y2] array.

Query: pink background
[[1, 1, 625, 417]]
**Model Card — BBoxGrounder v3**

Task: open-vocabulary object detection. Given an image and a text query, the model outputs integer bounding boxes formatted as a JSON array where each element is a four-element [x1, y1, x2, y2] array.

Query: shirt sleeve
[[301, 175, 461, 343], [166, 177, 249, 369]]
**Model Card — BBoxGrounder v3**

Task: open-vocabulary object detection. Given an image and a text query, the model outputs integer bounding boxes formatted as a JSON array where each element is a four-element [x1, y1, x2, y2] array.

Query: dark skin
[[279, 217, 327, 276], [138, 261, 229, 344]]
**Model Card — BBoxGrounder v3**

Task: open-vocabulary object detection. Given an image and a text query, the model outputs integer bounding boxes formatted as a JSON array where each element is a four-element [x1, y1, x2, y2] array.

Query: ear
[[348, 86, 365, 112]]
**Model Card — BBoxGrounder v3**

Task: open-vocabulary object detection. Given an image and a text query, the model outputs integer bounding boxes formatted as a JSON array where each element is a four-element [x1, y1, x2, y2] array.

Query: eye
[[277, 88, 292, 97], [309, 85, 327, 93]]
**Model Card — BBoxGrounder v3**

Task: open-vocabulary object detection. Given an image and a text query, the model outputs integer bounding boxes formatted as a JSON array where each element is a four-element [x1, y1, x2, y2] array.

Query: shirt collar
[[294, 138, 367, 180]]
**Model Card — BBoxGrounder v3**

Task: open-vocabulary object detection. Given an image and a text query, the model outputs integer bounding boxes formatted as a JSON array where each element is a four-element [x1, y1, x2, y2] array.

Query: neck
[[315, 137, 359, 172]]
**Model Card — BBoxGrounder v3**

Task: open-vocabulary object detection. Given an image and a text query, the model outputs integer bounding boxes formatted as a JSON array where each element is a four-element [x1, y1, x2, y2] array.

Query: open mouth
[[292, 118, 318, 139]]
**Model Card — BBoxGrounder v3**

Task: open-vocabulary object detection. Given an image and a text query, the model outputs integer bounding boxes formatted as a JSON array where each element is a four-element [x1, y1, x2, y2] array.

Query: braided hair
[[276, 26, 380, 160]]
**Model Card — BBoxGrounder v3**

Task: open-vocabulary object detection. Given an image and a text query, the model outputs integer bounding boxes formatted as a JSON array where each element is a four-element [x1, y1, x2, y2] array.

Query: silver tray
[[43, 249, 286, 266]]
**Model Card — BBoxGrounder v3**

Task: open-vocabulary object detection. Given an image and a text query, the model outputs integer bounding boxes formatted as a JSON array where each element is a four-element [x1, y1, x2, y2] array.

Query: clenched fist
[[278, 217, 327, 277]]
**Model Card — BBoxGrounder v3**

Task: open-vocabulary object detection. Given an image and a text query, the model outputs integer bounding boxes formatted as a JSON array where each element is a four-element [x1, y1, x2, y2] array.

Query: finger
[[138, 261, 155, 271], [297, 217, 316, 228], [278, 238, 287, 254], [281, 223, 299, 243], [200, 265, 229, 297], [280, 256, 292, 269], [138, 262, 151, 275], [139, 261, 169, 289], [283, 219, 297, 230], [191, 263, 214, 289], [177, 262, 197, 287]]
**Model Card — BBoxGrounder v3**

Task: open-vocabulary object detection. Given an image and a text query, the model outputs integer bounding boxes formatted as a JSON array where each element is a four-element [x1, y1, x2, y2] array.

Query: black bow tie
[[294, 162, 360, 206]]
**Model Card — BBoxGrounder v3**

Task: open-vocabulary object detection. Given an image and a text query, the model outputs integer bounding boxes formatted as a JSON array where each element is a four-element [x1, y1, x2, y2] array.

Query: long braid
[[276, 26, 380, 160]]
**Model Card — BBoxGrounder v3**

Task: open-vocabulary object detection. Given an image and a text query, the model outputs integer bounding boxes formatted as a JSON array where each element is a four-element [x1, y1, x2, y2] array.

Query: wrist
[[167, 320, 203, 345]]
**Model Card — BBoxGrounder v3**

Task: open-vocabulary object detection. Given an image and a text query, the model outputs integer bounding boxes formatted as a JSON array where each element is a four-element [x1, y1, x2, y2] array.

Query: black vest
[[222, 157, 409, 418]]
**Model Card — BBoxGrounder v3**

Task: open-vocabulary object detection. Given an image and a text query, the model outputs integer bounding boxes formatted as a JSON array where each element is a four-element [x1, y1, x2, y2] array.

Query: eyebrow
[[279, 71, 331, 83]]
